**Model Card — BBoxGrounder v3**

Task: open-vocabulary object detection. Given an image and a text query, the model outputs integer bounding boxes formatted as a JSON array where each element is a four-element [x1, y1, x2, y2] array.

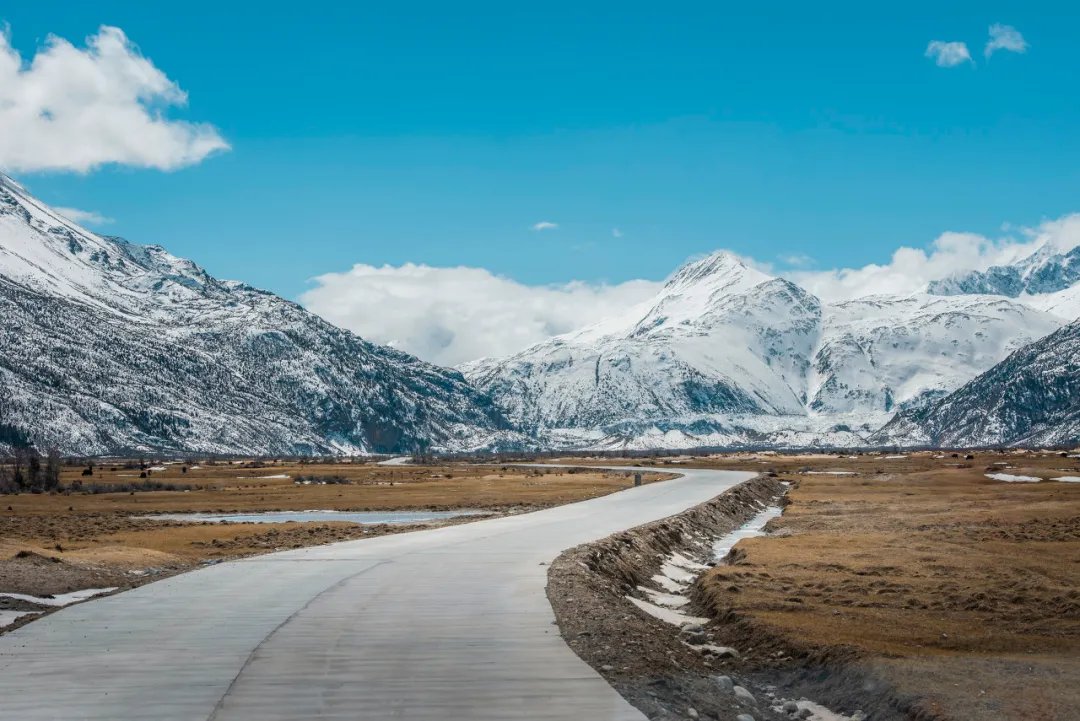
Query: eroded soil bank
[[546, 474, 929, 721]]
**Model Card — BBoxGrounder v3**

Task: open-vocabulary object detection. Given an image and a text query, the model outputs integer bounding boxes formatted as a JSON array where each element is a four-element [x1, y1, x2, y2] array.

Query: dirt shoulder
[[547, 474, 827, 721]]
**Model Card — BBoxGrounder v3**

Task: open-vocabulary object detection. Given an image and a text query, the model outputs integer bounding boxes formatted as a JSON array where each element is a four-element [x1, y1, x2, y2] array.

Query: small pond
[[142, 510, 489, 525]]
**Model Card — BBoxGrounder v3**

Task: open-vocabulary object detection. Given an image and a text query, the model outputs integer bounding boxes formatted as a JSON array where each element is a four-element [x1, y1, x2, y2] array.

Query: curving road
[[0, 466, 752, 720]]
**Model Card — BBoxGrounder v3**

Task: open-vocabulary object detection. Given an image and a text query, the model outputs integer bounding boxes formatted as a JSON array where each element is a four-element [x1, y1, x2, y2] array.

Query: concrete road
[[0, 466, 753, 720]]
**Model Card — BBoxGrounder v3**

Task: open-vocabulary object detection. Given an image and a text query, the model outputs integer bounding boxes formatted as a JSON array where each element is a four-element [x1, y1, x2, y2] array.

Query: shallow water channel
[[142, 510, 489, 524]]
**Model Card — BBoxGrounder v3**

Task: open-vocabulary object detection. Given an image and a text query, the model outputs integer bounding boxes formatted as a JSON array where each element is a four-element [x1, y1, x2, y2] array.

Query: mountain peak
[[664, 250, 772, 295], [0, 174, 515, 455], [0, 172, 23, 192], [928, 242, 1080, 299]]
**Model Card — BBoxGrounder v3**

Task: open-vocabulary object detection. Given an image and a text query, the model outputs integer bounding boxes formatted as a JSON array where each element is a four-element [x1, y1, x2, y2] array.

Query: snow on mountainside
[[0, 174, 516, 455], [810, 294, 1058, 416], [463, 252, 1062, 449], [928, 244, 1080, 320], [462, 255, 816, 433], [874, 319, 1080, 448], [1025, 283, 1080, 320]]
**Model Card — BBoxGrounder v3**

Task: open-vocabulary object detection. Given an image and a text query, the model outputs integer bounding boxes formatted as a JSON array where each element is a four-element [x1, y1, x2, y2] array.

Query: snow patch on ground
[[985, 473, 1041, 482], [637, 586, 690, 608], [771, 699, 865, 721], [630, 498, 787, 634], [1052, 476, 1080, 483], [0, 610, 37, 628], [714, 506, 784, 561], [659, 562, 697, 583], [667, 551, 709, 571], [0, 587, 117, 607], [650, 574, 687, 593], [625, 596, 708, 626]]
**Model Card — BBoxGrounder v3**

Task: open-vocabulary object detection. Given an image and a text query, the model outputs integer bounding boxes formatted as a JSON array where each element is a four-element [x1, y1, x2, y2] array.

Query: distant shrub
[[66, 480, 196, 494], [294, 474, 352, 485]]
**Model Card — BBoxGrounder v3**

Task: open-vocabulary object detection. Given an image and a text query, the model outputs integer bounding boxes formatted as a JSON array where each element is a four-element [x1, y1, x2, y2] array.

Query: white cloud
[[300, 264, 660, 367], [925, 40, 973, 68], [779, 253, 814, 268], [612, 228, 623, 238], [0, 25, 228, 173], [985, 24, 1028, 58], [531, 221, 558, 231], [53, 206, 113, 226], [302, 215, 1080, 366], [789, 215, 1080, 302]]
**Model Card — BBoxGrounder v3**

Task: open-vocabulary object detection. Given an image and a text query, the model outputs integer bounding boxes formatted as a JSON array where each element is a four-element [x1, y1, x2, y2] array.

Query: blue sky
[[4, 2, 1079, 303]]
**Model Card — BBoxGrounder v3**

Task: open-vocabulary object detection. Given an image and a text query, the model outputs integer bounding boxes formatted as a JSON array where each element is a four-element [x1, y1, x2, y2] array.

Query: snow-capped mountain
[[5, 168, 1077, 454], [874, 318, 1080, 448], [463, 252, 1062, 449], [809, 293, 1057, 415], [928, 244, 1080, 320], [463, 255, 819, 443], [0, 174, 514, 455]]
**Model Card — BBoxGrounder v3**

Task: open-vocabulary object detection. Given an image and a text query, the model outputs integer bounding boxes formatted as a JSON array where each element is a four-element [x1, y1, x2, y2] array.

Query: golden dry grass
[[687, 450, 1080, 721], [1, 461, 670, 570]]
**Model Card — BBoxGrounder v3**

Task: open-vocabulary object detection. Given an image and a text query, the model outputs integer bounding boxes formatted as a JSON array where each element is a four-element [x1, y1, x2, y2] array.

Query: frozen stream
[[631, 502, 785, 625], [713, 504, 784, 561]]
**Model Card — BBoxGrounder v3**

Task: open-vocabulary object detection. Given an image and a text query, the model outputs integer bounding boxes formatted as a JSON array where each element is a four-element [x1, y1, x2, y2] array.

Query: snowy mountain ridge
[[928, 243, 1080, 302], [0, 174, 518, 455], [464, 250, 1069, 450], [3, 171, 1078, 454], [874, 318, 1080, 448]]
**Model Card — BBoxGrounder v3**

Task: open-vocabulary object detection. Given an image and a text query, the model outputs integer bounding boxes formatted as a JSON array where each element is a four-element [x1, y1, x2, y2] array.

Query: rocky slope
[[873, 319, 1080, 448], [0, 175, 515, 455], [464, 252, 1061, 449], [928, 244, 1080, 300]]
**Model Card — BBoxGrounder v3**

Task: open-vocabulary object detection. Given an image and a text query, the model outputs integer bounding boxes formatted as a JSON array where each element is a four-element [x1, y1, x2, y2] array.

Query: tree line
[[0, 447, 62, 494]]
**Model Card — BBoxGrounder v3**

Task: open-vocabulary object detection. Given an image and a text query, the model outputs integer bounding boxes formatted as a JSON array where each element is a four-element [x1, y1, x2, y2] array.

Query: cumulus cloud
[[53, 206, 113, 226], [302, 216, 1080, 366], [789, 215, 1080, 302], [300, 264, 660, 366], [531, 221, 558, 231], [779, 253, 814, 268], [925, 40, 973, 67], [985, 24, 1028, 58], [0, 25, 228, 173]]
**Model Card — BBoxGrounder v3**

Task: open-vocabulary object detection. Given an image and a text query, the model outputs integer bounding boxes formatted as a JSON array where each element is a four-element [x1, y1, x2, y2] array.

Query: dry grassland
[[0, 460, 670, 608], [686, 450, 1080, 721]]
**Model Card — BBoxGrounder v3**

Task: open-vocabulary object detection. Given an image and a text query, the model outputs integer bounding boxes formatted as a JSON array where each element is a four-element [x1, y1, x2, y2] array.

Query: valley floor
[[553, 450, 1080, 721], [702, 451, 1080, 720], [4, 450, 1077, 720], [0, 459, 671, 632]]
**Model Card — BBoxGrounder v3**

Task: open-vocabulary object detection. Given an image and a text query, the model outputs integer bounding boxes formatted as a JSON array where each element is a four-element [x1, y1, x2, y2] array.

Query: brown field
[[0, 459, 670, 615], [687, 450, 1080, 721]]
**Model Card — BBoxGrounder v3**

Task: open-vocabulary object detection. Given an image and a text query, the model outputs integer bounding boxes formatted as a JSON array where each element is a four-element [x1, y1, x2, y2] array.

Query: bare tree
[[44, 447, 61, 491], [27, 451, 41, 491], [12, 447, 27, 491]]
